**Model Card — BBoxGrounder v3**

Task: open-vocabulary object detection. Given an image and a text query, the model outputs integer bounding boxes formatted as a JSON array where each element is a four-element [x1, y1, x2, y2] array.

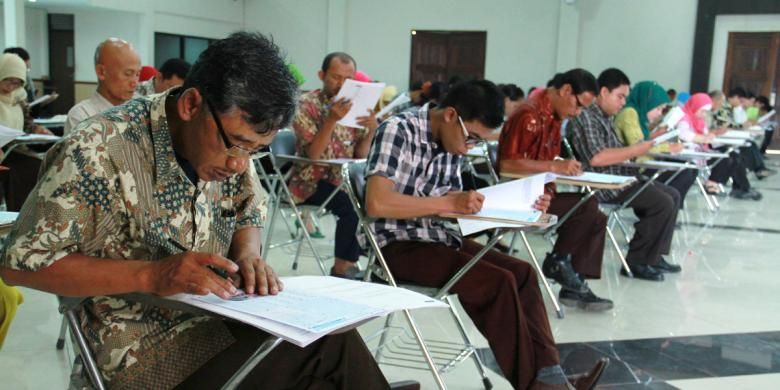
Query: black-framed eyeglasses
[[204, 97, 266, 159], [457, 115, 484, 147], [574, 94, 585, 109]]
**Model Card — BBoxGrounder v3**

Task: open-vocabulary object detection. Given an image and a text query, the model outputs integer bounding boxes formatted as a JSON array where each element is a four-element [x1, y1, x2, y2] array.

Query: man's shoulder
[[69, 98, 153, 148]]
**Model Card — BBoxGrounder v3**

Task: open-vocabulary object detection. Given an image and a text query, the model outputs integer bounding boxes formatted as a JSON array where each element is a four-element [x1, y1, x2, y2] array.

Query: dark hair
[[3, 47, 30, 61], [440, 80, 504, 128], [448, 75, 465, 86], [756, 96, 771, 112], [320, 52, 356, 74], [159, 58, 191, 80], [746, 91, 756, 99], [596, 68, 630, 92], [546, 73, 562, 88], [498, 83, 524, 101], [410, 80, 424, 90], [667, 88, 677, 96], [552, 68, 598, 95], [425, 81, 449, 103], [183, 31, 298, 134], [728, 87, 747, 98]]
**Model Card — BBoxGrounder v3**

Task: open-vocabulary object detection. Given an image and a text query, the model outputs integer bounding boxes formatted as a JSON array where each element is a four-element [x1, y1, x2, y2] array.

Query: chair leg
[[519, 231, 563, 319], [606, 226, 632, 277], [374, 312, 396, 362], [220, 336, 284, 390], [695, 176, 716, 212], [66, 310, 106, 390], [614, 213, 631, 244], [56, 315, 68, 350], [444, 296, 493, 390], [401, 309, 447, 390], [507, 231, 518, 256]]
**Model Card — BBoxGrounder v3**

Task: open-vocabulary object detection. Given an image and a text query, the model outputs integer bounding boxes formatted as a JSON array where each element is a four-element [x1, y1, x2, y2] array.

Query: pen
[[167, 238, 230, 280]]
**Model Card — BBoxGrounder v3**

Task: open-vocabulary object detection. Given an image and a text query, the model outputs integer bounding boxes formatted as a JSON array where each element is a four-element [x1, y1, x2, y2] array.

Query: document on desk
[[0, 211, 19, 227], [713, 137, 748, 146], [34, 114, 68, 125], [0, 124, 25, 148], [757, 110, 776, 124], [653, 129, 679, 145], [721, 130, 753, 139], [555, 171, 636, 185], [15, 134, 61, 143], [29, 94, 54, 108], [168, 276, 447, 347], [447, 173, 554, 235], [333, 79, 386, 128]]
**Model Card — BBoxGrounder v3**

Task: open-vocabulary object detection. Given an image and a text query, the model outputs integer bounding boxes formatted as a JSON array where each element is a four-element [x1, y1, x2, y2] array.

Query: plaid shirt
[[567, 103, 638, 201], [365, 104, 463, 249]]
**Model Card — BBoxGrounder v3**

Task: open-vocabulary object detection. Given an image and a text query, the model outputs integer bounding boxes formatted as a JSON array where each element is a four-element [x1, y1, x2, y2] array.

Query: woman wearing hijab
[[678, 93, 761, 201], [614, 81, 697, 209]]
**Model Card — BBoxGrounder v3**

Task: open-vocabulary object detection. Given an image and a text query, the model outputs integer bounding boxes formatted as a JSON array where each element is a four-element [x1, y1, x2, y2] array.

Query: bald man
[[65, 38, 141, 134]]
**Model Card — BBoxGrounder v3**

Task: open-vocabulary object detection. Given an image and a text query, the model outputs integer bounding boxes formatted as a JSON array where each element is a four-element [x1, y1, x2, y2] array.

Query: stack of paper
[[334, 79, 386, 128], [33, 114, 68, 125], [721, 130, 754, 140], [168, 276, 447, 347], [555, 171, 636, 185], [0, 125, 25, 149], [653, 129, 680, 145]]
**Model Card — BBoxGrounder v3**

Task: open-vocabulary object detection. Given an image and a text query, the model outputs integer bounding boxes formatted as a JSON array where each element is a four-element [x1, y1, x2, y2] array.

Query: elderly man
[[136, 58, 191, 96], [64, 38, 141, 134], [1, 32, 398, 389]]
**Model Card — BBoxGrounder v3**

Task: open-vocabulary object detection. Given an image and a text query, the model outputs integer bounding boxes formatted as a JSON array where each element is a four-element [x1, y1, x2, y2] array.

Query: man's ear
[[443, 106, 458, 123], [177, 88, 204, 122], [318, 70, 325, 82], [560, 84, 573, 97], [95, 64, 106, 81]]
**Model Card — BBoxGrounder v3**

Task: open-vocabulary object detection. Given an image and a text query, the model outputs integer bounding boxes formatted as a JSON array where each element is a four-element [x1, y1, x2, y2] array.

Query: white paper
[[653, 129, 680, 145], [673, 150, 729, 159], [376, 92, 411, 119], [0, 124, 25, 148], [662, 106, 686, 129], [712, 137, 749, 146], [457, 174, 553, 235], [555, 171, 636, 185], [0, 211, 19, 227], [167, 276, 447, 347], [333, 79, 386, 128], [721, 130, 753, 140], [29, 94, 52, 107], [638, 160, 693, 169], [33, 114, 68, 125], [15, 134, 61, 143], [757, 110, 775, 124]]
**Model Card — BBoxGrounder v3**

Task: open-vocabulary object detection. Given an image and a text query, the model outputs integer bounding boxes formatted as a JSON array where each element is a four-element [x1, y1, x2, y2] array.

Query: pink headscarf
[[353, 70, 372, 83], [682, 93, 712, 134]]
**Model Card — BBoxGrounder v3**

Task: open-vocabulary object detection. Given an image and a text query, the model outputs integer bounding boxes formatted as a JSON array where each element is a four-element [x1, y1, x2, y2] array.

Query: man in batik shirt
[[288, 52, 378, 279], [499, 69, 612, 311], [1, 33, 390, 390]]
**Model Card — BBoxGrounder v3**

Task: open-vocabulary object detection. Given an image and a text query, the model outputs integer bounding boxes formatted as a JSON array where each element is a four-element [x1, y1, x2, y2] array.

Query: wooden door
[[409, 31, 486, 88]]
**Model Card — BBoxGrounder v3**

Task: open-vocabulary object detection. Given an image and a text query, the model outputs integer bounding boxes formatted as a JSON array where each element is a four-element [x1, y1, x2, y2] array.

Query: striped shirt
[[365, 103, 463, 249]]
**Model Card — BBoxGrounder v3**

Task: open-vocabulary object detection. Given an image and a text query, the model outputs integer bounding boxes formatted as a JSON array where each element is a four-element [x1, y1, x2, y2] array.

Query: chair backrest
[[270, 129, 296, 156], [486, 141, 498, 170], [345, 161, 368, 218]]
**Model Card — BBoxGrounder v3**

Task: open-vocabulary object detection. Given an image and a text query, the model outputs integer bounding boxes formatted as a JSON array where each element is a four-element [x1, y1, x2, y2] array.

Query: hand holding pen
[[150, 238, 239, 299]]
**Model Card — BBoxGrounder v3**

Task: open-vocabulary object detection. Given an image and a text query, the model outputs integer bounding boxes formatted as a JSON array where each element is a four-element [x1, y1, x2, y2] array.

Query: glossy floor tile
[[2, 157, 780, 389]]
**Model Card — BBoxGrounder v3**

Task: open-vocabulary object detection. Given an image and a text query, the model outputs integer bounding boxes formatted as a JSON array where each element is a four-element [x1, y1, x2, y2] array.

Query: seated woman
[[679, 93, 761, 201], [0, 53, 53, 211], [614, 81, 696, 209]]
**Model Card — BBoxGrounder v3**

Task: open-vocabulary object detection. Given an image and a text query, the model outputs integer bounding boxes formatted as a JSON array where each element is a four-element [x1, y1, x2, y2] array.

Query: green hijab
[[625, 81, 670, 139]]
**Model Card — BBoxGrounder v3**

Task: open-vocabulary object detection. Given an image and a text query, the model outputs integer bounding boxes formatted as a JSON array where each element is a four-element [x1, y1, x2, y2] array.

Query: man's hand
[[552, 159, 582, 176], [633, 140, 655, 155], [649, 126, 668, 139], [32, 125, 53, 135], [668, 143, 684, 154], [446, 191, 485, 214], [148, 252, 239, 299], [326, 98, 352, 123], [356, 109, 379, 131], [711, 127, 729, 136], [533, 193, 552, 213], [231, 255, 283, 296]]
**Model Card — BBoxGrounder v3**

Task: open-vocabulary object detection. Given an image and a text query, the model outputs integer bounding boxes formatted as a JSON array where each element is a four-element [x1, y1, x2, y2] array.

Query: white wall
[[576, 0, 698, 92], [709, 14, 780, 93]]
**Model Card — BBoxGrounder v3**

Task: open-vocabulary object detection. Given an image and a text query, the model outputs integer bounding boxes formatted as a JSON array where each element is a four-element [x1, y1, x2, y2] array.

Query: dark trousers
[[175, 325, 389, 390], [611, 182, 680, 266], [302, 180, 360, 262], [548, 193, 606, 279], [739, 142, 766, 172], [657, 168, 697, 209], [709, 148, 751, 191], [382, 239, 559, 390], [0, 152, 42, 211], [760, 129, 775, 155]]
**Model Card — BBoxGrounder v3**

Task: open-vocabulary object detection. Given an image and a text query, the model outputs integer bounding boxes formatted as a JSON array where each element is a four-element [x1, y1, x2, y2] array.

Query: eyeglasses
[[457, 115, 484, 147], [574, 94, 585, 109], [204, 97, 266, 159]]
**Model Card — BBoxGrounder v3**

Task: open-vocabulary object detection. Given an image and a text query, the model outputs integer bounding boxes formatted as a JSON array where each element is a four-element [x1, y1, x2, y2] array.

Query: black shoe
[[329, 266, 365, 280], [569, 358, 610, 390], [559, 287, 614, 312], [542, 253, 586, 293], [620, 264, 664, 281], [654, 258, 681, 273], [389, 380, 420, 390], [756, 168, 777, 179], [730, 189, 763, 201]]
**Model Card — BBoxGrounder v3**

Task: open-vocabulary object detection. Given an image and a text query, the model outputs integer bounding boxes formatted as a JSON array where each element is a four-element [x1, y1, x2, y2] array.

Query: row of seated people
[[0, 33, 614, 389]]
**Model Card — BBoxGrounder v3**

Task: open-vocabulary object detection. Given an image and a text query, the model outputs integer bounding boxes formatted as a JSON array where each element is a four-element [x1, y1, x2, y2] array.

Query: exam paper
[[653, 129, 680, 145], [34, 114, 68, 125], [662, 106, 686, 129], [334, 79, 386, 128], [757, 110, 776, 124], [376, 92, 411, 119], [721, 130, 753, 140], [0, 211, 19, 227], [555, 171, 636, 185], [0, 124, 25, 149]]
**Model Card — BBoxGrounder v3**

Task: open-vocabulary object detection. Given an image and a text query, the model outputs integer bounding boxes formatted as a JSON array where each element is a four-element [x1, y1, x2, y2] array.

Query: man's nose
[[226, 155, 249, 174]]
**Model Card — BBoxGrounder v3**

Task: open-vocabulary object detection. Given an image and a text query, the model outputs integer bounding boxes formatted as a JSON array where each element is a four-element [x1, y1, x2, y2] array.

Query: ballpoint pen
[[167, 238, 230, 280]]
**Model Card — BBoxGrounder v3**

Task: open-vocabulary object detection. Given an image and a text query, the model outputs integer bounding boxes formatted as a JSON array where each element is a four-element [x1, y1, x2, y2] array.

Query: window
[[154, 33, 215, 68]]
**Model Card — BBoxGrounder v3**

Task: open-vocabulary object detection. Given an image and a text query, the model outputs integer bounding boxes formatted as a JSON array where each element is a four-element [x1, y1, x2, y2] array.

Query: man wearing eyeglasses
[[498, 69, 613, 312], [288, 52, 379, 279], [1, 33, 395, 389], [365, 80, 608, 390]]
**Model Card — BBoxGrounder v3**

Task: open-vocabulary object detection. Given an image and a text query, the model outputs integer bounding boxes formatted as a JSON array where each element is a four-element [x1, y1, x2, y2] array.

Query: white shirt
[[64, 91, 115, 135], [733, 106, 748, 125]]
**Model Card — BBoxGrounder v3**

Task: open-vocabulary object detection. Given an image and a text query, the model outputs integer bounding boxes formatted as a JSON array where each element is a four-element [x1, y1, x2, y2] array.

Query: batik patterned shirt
[[288, 89, 368, 203], [135, 78, 157, 97], [1, 89, 267, 389]]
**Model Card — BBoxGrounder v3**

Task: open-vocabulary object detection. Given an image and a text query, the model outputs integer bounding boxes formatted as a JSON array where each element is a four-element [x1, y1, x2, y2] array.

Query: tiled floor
[[2, 157, 780, 389]]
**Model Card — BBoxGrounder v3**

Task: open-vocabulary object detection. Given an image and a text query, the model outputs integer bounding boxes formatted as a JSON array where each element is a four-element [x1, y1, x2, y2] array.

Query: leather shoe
[[569, 357, 609, 390], [329, 266, 365, 280], [620, 264, 664, 281], [389, 380, 420, 390], [654, 258, 681, 273]]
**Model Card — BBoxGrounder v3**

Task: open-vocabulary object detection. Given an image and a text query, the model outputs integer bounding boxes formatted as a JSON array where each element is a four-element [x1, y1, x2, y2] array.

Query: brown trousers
[[382, 239, 559, 390], [175, 325, 389, 390], [547, 193, 607, 279]]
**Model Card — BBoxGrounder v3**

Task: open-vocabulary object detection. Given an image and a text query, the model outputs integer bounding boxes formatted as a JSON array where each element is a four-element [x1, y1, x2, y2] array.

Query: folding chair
[[58, 295, 283, 390], [343, 161, 553, 390], [255, 130, 328, 274]]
